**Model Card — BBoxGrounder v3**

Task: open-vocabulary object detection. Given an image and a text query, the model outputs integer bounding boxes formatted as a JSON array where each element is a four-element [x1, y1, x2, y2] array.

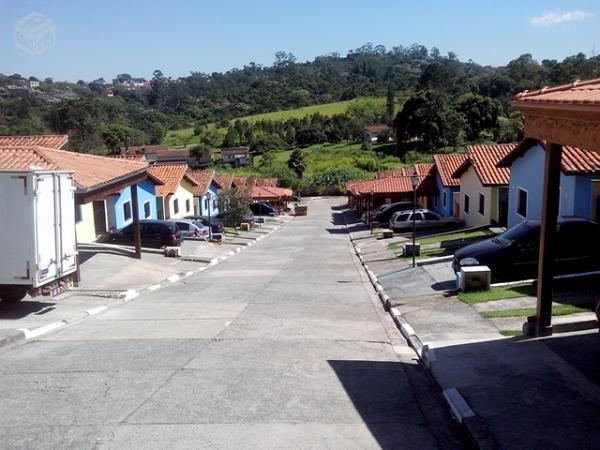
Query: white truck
[[0, 170, 78, 302]]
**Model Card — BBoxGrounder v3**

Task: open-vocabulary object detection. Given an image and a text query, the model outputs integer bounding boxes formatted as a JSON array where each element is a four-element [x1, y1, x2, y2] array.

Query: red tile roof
[[109, 154, 147, 162], [232, 176, 257, 188], [187, 169, 215, 196], [0, 135, 68, 149], [375, 168, 415, 179], [498, 139, 600, 175], [514, 78, 600, 106], [255, 177, 278, 187], [148, 164, 198, 197], [0, 146, 148, 190], [222, 147, 250, 155], [347, 175, 436, 197], [251, 186, 293, 200], [214, 173, 234, 189], [414, 163, 434, 176], [121, 145, 168, 155], [433, 154, 469, 187], [365, 125, 391, 133], [453, 144, 516, 186]]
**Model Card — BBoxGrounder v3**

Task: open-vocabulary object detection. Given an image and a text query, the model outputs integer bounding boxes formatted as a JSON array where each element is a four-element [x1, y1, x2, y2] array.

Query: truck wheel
[[0, 286, 28, 303]]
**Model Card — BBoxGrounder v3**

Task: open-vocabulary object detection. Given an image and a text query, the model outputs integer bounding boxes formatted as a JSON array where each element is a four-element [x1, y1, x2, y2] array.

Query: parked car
[[173, 219, 210, 240], [185, 216, 225, 234], [250, 202, 276, 216], [389, 209, 462, 232], [362, 201, 422, 226], [453, 217, 600, 281], [214, 212, 255, 227], [100, 220, 182, 249]]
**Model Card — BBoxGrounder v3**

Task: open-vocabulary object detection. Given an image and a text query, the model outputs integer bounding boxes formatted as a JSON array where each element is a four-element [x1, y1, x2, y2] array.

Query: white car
[[389, 209, 463, 232]]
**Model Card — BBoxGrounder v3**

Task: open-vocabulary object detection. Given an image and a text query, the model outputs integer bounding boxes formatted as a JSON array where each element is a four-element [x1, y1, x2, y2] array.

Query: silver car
[[173, 219, 210, 240], [389, 209, 463, 232]]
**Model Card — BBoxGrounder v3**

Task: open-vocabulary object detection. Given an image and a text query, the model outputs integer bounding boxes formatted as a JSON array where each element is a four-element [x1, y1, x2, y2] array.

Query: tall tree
[[385, 85, 395, 123], [288, 149, 306, 178]]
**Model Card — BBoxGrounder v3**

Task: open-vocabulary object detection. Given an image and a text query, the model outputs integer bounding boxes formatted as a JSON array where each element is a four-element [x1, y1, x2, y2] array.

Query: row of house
[[348, 133, 600, 231], [120, 145, 251, 167], [0, 135, 289, 248]]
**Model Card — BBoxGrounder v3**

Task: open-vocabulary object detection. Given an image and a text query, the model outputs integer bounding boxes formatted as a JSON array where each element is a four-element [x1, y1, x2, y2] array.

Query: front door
[[93, 200, 107, 235], [498, 187, 509, 227]]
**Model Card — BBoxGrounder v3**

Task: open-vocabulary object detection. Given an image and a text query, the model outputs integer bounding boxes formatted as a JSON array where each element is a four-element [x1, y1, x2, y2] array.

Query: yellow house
[[148, 164, 199, 219], [451, 144, 516, 228]]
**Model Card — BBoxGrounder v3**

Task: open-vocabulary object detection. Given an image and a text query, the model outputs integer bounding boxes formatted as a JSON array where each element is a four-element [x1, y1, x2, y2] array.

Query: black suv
[[453, 217, 600, 281], [101, 220, 182, 248]]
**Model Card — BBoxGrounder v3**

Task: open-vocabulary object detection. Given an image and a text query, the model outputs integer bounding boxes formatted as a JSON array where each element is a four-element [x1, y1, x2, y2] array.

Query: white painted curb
[[443, 388, 476, 423]]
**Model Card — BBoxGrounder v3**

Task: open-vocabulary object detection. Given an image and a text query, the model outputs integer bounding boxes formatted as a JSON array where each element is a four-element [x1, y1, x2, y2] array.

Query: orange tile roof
[[0, 135, 68, 149], [365, 125, 391, 133], [187, 169, 215, 196], [414, 163, 434, 176], [232, 176, 257, 188], [347, 175, 435, 196], [375, 168, 415, 179], [498, 139, 600, 175], [148, 164, 198, 197], [514, 78, 600, 106], [214, 173, 234, 189], [433, 154, 469, 187], [251, 186, 293, 200], [0, 146, 148, 190], [454, 144, 516, 186], [109, 154, 147, 162], [255, 177, 278, 187]]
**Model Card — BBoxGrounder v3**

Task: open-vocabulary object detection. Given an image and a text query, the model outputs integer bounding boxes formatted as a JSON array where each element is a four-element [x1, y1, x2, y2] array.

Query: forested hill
[[2, 43, 600, 153]]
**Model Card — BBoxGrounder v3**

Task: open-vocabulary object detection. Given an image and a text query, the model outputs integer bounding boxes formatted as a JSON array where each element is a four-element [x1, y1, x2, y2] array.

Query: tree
[[456, 93, 501, 141], [385, 85, 395, 123], [101, 124, 146, 154], [217, 188, 253, 228], [395, 90, 465, 151], [288, 149, 306, 178]]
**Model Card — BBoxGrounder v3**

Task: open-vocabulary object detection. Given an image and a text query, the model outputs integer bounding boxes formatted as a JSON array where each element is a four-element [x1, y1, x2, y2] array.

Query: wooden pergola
[[511, 79, 600, 336]]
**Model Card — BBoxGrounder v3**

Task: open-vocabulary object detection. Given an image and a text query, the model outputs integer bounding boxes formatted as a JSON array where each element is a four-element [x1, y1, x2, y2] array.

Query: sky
[[1, 0, 599, 82]]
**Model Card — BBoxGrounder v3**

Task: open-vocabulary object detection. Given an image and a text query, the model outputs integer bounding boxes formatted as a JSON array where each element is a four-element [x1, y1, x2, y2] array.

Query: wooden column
[[532, 143, 562, 335], [131, 184, 142, 259]]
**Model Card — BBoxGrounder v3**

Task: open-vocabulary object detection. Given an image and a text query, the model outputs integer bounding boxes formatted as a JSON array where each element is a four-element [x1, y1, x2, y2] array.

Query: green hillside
[[164, 97, 385, 147]]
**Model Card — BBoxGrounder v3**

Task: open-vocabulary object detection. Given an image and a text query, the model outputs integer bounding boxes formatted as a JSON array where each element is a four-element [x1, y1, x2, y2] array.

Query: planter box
[[240, 223, 251, 231], [381, 230, 394, 239], [294, 205, 308, 216], [460, 266, 491, 291], [164, 246, 181, 258], [403, 243, 421, 257]]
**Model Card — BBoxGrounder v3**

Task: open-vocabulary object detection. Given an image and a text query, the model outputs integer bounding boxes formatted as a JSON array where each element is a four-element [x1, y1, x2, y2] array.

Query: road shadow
[[328, 360, 463, 449], [0, 300, 57, 319]]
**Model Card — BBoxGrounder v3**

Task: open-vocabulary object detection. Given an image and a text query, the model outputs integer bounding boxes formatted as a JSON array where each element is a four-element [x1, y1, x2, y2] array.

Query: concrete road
[[0, 198, 462, 449]]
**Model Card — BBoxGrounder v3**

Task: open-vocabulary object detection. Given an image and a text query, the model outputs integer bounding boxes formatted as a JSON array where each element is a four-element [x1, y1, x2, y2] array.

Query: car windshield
[[493, 222, 537, 245]]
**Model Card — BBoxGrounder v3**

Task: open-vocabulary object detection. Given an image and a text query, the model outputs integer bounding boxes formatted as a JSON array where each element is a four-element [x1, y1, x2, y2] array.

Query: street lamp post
[[410, 174, 419, 268], [369, 190, 374, 234], [207, 192, 212, 240]]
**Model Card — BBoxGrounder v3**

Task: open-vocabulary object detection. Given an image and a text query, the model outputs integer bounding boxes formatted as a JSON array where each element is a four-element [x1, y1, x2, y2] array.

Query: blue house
[[498, 139, 600, 229], [431, 154, 468, 217], [188, 170, 220, 217], [105, 179, 159, 231]]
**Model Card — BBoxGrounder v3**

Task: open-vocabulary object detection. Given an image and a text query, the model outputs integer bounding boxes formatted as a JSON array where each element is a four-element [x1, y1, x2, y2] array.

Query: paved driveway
[[0, 197, 461, 449]]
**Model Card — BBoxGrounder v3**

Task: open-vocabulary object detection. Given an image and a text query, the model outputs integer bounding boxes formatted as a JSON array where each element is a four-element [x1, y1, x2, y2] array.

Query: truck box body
[[0, 170, 77, 288]]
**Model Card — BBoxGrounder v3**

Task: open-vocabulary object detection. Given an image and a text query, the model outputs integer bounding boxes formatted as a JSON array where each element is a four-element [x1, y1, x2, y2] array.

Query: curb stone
[[0, 217, 293, 350], [342, 210, 482, 448]]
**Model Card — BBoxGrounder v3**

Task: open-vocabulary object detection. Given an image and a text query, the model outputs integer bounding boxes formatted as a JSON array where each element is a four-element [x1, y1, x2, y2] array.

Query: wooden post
[[131, 184, 142, 259], [532, 142, 562, 335]]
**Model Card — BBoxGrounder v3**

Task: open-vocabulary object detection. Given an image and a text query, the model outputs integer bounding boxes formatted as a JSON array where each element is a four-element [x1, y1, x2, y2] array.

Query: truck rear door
[[33, 173, 59, 286], [57, 173, 77, 277]]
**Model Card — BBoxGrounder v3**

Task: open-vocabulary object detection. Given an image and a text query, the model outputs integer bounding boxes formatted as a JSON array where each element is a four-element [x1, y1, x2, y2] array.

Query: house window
[[204, 197, 209, 210], [433, 196, 438, 208], [173, 198, 179, 215], [442, 191, 448, 209], [517, 188, 528, 218], [75, 204, 82, 223], [213, 198, 218, 209], [123, 201, 132, 222], [143, 201, 151, 219], [186, 199, 191, 212], [478, 193, 485, 215], [464, 194, 470, 214]]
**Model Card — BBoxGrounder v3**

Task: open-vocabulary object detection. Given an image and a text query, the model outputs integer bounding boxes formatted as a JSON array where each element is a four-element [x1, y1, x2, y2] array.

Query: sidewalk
[[345, 208, 600, 449]]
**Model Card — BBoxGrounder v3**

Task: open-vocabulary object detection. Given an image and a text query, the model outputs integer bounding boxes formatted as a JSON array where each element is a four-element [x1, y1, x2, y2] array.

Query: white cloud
[[530, 10, 594, 27]]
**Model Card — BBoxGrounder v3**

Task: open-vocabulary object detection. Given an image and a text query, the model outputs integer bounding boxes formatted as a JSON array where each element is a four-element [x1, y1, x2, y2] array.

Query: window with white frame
[[173, 198, 179, 215], [464, 194, 470, 214], [123, 201, 132, 222], [186, 199, 191, 212], [204, 197, 209, 210], [478, 193, 485, 215], [442, 191, 448, 209], [517, 188, 527, 218], [143, 201, 151, 219]]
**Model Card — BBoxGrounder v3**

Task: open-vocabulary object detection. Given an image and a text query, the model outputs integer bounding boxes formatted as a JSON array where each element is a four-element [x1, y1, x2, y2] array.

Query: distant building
[[362, 125, 392, 143], [121, 145, 212, 168], [28, 77, 40, 89], [221, 147, 250, 166]]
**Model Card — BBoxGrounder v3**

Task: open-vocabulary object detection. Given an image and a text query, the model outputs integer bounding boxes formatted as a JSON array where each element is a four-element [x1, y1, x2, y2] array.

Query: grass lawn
[[458, 283, 537, 304], [163, 97, 385, 147], [481, 304, 591, 319], [417, 229, 495, 246], [499, 330, 523, 337]]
